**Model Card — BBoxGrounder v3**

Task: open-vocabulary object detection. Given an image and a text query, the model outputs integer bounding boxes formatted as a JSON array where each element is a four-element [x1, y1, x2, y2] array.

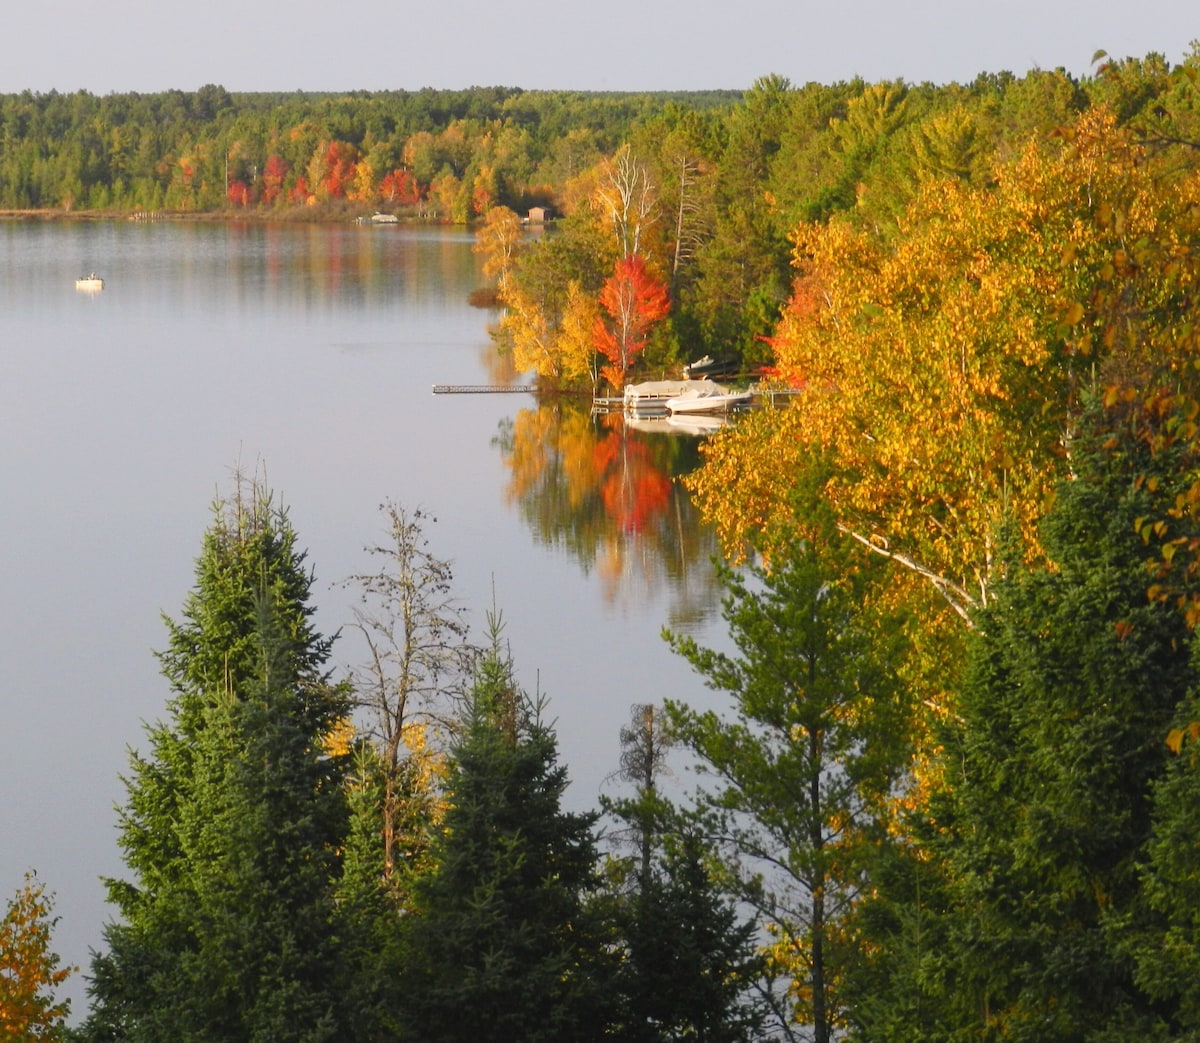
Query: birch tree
[[595, 144, 659, 260]]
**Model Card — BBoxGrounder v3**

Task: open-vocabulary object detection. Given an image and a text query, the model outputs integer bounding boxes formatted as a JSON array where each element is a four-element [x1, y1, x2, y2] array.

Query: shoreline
[[0, 207, 462, 226]]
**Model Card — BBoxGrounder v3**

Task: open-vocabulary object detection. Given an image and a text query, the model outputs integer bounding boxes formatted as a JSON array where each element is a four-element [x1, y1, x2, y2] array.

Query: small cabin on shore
[[525, 205, 555, 224]]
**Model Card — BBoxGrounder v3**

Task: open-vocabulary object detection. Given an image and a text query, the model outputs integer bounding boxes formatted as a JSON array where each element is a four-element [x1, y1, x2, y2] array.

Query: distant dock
[[432, 384, 537, 394]]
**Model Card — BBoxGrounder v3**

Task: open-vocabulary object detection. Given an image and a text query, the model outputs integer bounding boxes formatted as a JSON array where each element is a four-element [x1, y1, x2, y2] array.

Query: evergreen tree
[[82, 479, 354, 1042], [1132, 673, 1200, 1030], [611, 831, 764, 1043], [400, 614, 615, 1043], [603, 705, 764, 1042], [923, 403, 1200, 1041], [666, 500, 914, 1043]]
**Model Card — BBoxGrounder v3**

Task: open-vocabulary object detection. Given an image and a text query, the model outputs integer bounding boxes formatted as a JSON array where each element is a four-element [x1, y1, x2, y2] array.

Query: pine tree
[[666, 501, 913, 1043], [400, 614, 616, 1043], [82, 478, 353, 1042], [924, 403, 1200, 1041], [604, 705, 764, 1042]]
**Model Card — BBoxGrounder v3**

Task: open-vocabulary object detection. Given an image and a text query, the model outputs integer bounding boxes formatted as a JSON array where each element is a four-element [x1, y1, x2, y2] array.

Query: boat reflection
[[494, 398, 724, 626], [624, 412, 733, 436]]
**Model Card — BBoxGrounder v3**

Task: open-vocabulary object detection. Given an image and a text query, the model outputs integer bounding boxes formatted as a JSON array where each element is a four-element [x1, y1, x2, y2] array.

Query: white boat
[[75, 273, 104, 292], [665, 382, 752, 415], [683, 354, 739, 380]]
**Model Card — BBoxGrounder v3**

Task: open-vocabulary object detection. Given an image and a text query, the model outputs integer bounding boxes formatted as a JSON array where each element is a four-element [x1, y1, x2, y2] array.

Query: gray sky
[[5, 0, 1198, 94]]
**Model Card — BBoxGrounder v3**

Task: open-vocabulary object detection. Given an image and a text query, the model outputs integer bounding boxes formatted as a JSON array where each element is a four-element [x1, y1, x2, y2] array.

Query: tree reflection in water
[[494, 398, 724, 629]]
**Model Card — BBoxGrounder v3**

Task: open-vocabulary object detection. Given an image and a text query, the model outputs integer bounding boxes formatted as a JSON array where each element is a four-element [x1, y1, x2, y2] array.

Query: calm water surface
[[0, 219, 726, 1012]]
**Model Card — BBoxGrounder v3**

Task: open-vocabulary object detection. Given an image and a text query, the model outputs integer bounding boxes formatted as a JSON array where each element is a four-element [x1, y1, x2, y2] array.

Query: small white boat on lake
[[75, 273, 104, 292], [665, 381, 752, 415]]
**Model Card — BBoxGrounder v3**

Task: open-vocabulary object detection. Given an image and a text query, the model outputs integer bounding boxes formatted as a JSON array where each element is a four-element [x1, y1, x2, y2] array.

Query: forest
[[8, 43, 1200, 1041]]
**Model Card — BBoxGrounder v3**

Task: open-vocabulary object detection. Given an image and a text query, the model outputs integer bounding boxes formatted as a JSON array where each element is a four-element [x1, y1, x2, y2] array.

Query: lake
[[0, 218, 728, 1014]]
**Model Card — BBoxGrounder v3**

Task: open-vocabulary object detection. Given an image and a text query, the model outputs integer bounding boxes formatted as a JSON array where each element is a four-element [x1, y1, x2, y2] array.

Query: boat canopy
[[624, 379, 717, 404]]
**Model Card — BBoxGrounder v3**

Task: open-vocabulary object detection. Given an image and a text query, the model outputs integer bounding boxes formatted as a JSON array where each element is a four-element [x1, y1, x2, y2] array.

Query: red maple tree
[[321, 141, 357, 198], [260, 154, 288, 205], [226, 180, 251, 207], [379, 168, 422, 205], [592, 254, 670, 389]]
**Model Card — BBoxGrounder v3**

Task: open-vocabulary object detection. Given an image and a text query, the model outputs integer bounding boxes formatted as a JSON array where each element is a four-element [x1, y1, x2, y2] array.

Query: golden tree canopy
[[691, 107, 1200, 621]]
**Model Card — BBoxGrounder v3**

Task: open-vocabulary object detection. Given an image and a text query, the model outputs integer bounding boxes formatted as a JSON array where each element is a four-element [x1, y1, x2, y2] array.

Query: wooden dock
[[431, 384, 537, 394]]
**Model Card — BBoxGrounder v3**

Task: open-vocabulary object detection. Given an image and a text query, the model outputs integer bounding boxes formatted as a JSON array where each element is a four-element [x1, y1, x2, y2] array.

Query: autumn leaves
[[691, 106, 1200, 628], [476, 146, 674, 394]]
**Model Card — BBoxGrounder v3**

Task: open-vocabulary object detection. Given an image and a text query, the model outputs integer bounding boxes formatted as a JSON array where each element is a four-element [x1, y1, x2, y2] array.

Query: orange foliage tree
[[593, 254, 670, 390], [379, 168, 422, 205], [471, 164, 498, 216], [307, 140, 359, 201], [260, 154, 288, 206], [0, 872, 74, 1039]]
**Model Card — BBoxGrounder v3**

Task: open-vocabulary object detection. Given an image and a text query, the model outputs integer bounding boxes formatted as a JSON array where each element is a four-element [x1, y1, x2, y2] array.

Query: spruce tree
[[400, 614, 615, 1043], [82, 479, 353, 1042], [925, 405, 1200, 1041], [607, 826, 765, 1043], [603, 705, 764, 1042]]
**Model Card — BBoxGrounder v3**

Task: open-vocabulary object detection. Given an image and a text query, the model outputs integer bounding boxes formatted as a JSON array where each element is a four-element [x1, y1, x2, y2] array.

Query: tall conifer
[[925, 404, 1200, 1040], [83, 479, 352, 1042], [400, 614, 615, 1042]]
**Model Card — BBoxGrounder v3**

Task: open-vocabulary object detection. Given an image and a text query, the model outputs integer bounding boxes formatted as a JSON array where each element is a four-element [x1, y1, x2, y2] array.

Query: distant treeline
[[0, 83, 739, 217], [0, 56, 1190, 227], [3, 54, 1197, 372]]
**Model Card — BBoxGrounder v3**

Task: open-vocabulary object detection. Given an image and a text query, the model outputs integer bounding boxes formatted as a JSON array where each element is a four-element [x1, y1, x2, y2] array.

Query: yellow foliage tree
[[488, 179, 618, 391], [558, 280, 602, 390], [499, 279, 561, 381], [349, 158, 377, 203], [0, 872, 74, 1041], [427, 171, 463, 221], [691, 107, 1193, 624], [473, 205, 524, 288]]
